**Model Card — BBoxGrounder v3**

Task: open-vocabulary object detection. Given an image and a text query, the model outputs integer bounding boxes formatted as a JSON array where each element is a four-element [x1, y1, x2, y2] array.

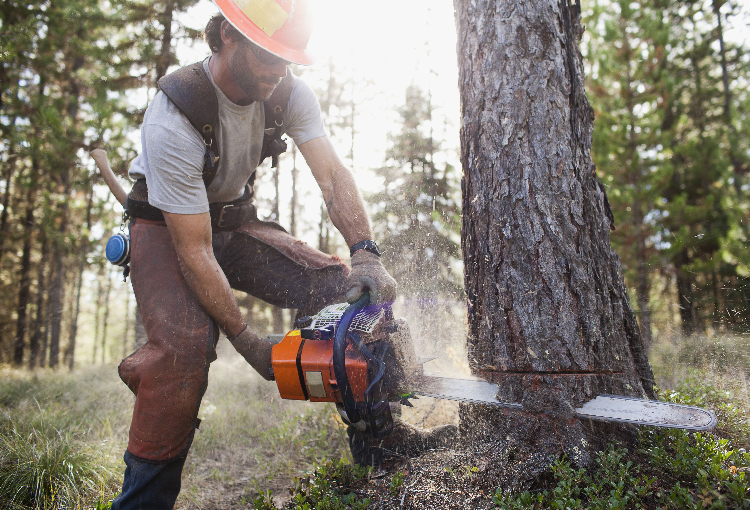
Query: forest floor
[[1, 330, 749, 509]]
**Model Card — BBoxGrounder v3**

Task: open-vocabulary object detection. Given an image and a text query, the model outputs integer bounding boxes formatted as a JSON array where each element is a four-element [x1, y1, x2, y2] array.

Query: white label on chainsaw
[[305, 371, 327, 399]]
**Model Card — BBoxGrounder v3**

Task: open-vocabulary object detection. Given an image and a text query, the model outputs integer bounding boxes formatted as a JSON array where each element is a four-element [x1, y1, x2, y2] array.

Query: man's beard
[[229, 45, 279, 103]]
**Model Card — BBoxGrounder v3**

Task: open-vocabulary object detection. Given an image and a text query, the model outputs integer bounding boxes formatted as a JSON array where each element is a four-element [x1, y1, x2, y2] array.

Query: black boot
[[111, 451, 186, 510]]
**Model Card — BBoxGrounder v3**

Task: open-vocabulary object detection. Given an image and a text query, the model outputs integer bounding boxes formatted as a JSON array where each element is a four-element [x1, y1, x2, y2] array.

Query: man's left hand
[[345, 251, 397, 305]]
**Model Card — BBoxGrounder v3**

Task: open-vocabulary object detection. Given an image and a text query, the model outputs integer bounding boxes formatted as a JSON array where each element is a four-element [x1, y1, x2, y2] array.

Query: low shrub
[[494, 385, 750, 510], [255, 459, 371, 510]]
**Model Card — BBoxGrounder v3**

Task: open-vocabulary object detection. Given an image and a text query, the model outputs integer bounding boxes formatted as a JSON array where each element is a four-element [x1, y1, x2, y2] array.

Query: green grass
[[2, 332, 749, 509], [0, 425, 116, 509], [0, 366, 130, 509]]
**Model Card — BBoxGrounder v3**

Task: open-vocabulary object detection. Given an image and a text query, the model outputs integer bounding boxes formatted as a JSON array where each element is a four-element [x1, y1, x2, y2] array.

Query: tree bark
[[66, 181, 93, 370], [47, 174, 70, 369], [0, 139, 18, 265], [713, 0, 744, 188], [13, 182, 37, 365], [101, 266, 113, 364], [155, 0, 174, 83], [93, 263, 104, 364], [29, 226, 49, 369], [454, 0, 655, 468]]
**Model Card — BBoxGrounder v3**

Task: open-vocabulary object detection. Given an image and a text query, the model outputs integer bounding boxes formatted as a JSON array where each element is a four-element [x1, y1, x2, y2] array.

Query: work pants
[[111, 219, 348, 509]]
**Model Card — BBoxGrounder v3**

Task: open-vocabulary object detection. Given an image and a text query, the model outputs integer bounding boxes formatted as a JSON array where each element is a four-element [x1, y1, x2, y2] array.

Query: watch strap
[[350, 240, 381, 257]]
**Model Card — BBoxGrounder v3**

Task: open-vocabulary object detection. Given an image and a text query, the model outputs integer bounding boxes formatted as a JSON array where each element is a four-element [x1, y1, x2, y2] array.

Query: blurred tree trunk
[[101, 267, 113, 364], [155, 0, 174, 82], [66, 180, 93, 370], [454, 0, 655, 466], [713, 0, 744, 188], [29, 220, 49, 370], [13, 179, 38, 366], [0, 140, 18, 264], [47, 172, 70, 369], [93, 263, 104, 364]]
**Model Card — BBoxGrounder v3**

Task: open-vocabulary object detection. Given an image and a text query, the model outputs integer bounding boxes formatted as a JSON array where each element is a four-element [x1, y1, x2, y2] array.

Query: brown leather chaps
[[119, 218, 349, 462]]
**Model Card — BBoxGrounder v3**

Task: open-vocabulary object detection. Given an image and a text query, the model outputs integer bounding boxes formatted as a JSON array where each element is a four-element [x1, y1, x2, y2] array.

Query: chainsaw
[[269, 294, 717, 438], [88, 150, 717, 438]]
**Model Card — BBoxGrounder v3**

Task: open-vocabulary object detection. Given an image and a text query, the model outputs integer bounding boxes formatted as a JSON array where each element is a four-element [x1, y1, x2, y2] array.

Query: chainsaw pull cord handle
[[333, 293, 370, 425]]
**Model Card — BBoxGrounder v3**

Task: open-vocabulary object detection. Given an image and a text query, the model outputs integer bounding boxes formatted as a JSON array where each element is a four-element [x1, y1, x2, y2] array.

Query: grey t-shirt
[[129, 57, 327, 214]]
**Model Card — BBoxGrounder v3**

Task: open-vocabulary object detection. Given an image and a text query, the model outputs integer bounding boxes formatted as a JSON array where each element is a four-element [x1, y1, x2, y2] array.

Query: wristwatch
[[349, 240, 381, 257]]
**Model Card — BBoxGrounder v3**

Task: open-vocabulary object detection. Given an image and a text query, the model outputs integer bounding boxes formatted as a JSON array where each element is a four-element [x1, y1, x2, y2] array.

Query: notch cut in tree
[[454, 0, 656, 467]]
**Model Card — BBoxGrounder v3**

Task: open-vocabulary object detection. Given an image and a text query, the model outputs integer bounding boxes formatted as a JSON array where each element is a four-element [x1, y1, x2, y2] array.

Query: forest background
[[0, 0, 749, 381]]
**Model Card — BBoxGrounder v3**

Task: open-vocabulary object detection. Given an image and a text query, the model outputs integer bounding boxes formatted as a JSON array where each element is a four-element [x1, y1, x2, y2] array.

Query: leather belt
[[125, 179, 256, 232]]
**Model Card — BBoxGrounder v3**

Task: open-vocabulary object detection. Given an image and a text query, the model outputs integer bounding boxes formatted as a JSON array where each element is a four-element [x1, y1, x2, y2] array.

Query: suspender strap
[[157, 62, 221, 188], [131, 62, 297, 229], [261, 73, 296, 168]]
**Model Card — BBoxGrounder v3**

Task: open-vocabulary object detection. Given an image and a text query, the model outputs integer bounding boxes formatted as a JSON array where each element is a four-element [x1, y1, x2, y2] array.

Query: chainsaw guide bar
[[271, 300, 718, 434], [409, 378, 717, 431], [411, 375, 523, 409], [574, 394, 718, 431]]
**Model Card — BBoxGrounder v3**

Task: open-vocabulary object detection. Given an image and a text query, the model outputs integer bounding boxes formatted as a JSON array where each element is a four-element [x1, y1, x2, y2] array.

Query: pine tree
[[370, 85, 462, 304], [585, 0, 671, 345]]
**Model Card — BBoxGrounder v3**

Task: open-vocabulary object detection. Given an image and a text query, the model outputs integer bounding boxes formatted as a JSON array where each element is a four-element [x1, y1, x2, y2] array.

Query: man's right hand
[[228, 327, 276, 381]]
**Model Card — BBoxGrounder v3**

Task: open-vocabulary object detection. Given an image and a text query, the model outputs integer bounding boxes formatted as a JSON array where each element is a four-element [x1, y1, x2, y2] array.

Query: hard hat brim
[[213, 0, 315, 66]]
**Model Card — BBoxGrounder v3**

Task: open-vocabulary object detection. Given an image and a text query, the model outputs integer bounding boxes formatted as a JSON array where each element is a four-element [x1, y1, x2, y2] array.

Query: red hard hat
[[213, 0, 315, 65]]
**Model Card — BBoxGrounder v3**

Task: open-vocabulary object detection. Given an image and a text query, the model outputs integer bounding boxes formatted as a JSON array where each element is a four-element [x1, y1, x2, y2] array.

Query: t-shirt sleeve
[[284, 78, 328, 146], [140, 93, 209, 215]]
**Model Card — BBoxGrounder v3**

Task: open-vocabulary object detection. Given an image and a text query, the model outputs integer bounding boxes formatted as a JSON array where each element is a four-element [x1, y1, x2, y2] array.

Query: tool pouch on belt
[[125, 179, 258, 232]]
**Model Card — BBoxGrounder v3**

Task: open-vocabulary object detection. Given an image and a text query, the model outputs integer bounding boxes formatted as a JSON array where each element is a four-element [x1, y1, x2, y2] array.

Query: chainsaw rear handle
[[333, 293, 370, 424]]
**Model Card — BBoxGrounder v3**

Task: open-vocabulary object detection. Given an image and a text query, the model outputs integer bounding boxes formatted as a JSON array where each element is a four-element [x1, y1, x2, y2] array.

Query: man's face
[[229, 40, 287, 103]]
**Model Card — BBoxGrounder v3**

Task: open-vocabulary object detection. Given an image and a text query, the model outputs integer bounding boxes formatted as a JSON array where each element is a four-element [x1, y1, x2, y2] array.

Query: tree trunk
[[13, 183, 37, 366], [155, 0, 174, 82], [676, 252, 697, 335], [29, 226, 49, 369], [454, 0, 655, 468], [93, 263, 104, 364], [0, 139, 17, 265], [66, 181, 93, 371], [713, 0, 744, 189], [47, 175, 70, 369], [101, 267, 113, 364], [625, 56, 652, 349]]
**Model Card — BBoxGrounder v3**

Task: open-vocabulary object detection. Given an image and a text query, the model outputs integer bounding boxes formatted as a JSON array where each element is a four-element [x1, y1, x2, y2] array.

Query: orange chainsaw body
[[271, 330, 370, 403]]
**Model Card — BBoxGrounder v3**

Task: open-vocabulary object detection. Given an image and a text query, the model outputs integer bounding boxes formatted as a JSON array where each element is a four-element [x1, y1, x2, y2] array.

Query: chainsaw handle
[[333, 293, 370, 424]]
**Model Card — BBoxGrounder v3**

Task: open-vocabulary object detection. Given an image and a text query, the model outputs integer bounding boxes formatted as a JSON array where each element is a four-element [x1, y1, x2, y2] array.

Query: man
[[111, 1, 397, 507]]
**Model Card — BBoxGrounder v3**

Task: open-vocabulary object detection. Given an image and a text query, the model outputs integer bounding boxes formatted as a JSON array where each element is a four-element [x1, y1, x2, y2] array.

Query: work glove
[[228, 326, 276, 381], [345, 251, 397, 305]]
